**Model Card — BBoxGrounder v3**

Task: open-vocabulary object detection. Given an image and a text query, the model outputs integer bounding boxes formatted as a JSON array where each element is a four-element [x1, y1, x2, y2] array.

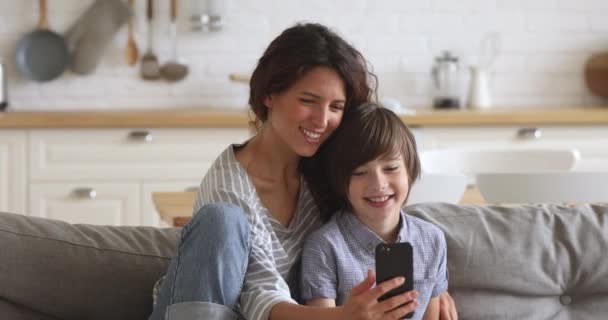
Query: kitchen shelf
[[1, 106, 607, 128]]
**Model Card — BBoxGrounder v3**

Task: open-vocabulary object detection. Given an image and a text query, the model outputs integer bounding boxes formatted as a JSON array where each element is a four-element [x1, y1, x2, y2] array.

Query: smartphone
[[375, 242, 414, 319]]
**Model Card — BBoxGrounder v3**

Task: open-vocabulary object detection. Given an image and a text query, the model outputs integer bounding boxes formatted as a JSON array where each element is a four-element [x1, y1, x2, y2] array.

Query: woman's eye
[[385, 166, 399, 172], [300, 99, 315, 105], [330, 105, 345, 112], [352, 171, 366, 176]]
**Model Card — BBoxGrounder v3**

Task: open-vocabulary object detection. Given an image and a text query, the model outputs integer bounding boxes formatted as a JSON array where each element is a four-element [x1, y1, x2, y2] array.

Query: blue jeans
[[149, 203, 251, 320]]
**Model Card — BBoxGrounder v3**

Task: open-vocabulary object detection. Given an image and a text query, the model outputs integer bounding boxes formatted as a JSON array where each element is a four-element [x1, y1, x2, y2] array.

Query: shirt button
[[559, 295, 572, 305]]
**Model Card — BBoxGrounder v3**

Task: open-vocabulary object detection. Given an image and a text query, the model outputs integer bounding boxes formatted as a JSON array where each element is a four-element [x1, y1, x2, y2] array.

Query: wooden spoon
[[126, 0, 139, 66]]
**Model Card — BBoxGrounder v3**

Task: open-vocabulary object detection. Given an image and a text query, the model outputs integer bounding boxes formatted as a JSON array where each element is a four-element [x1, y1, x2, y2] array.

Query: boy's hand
[[340, 270, 419, 320], [439, 292, 458, 320]]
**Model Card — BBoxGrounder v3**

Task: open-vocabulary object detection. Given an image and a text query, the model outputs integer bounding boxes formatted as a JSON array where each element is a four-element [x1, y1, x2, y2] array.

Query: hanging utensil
[[140, 0, 160, 79], [66, 0, 131, 75], [161, 0, 189, 81], [126, 0, 139, 66], [15, 0, 69, 82]]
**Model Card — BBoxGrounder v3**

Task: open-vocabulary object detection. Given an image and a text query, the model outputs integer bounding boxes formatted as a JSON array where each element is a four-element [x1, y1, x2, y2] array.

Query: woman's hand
[[339, 270, 419, 320], [438, 291, 458, 320]]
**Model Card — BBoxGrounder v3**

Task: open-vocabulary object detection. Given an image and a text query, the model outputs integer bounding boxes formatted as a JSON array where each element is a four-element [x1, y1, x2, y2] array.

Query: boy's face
[[347, 154, 410, 227]]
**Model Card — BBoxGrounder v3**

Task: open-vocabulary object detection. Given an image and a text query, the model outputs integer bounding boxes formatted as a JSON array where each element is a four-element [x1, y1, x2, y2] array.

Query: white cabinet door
[[420, 126, 608, 171], [142, 181, 200, 227], [0, 130, 26, 214], [29, 128, 250, 181], [29, 182, 140, 226]]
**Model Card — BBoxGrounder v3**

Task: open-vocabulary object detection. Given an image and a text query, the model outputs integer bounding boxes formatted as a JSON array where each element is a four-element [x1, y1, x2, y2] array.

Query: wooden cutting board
[[584, 52, 608, 98]]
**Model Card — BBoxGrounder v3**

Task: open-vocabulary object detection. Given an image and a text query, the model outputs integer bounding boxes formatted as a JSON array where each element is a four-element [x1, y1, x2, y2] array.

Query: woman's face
[[347, 154, 410, 227], [264, 66, 346, 157]]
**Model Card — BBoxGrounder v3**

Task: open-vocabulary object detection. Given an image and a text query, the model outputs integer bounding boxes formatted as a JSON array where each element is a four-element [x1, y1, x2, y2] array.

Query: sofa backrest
[[2, 203, 607, 320], [0, 211, 179, 320], [407, 203, 608, 320]]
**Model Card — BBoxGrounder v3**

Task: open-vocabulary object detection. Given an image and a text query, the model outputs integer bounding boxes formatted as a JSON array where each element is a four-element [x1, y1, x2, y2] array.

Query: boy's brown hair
[[304, 102, 421, 221]]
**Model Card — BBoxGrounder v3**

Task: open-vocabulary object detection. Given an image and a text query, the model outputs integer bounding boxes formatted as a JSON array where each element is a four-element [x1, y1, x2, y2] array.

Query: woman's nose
[[311, 105, 329, 128]]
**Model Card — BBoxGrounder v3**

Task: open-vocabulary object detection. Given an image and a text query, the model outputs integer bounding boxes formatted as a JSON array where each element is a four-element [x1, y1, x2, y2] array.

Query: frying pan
[[16, 0, 69, 82]]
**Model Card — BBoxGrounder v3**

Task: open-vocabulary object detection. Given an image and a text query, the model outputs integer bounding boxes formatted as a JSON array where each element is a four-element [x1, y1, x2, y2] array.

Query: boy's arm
[[423, 297, 440, 320]]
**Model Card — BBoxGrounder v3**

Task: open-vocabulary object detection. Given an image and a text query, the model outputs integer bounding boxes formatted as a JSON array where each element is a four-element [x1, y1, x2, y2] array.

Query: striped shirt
[[194, 144, 322, 320]]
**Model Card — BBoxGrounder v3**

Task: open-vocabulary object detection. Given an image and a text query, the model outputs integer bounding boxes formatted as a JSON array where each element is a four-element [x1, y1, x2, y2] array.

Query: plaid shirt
[[300, 210, 448, 319]]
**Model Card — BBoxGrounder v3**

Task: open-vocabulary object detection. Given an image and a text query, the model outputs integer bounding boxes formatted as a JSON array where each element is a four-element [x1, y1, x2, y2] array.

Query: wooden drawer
[[28, 128, 250, 181], [29, 182, 140, 226]]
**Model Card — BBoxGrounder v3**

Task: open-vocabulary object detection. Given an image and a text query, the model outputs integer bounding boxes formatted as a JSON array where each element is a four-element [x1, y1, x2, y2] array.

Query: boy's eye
[[352, 170, 366, 176], [385, 166, 400, 172]]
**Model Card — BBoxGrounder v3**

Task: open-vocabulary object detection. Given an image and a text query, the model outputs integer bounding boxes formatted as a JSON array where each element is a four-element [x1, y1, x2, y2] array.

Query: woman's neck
[[238, 127, 300, 184]]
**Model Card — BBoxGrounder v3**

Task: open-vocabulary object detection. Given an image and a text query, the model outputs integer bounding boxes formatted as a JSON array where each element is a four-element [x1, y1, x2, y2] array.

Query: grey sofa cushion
[[0, 211, 180, 320], [406, 203, 608, 320], [0, 298, 61, 320]]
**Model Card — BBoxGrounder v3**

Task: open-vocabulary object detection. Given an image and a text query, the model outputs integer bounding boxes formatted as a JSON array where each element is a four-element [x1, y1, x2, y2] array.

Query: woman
[[150, 23, 457, 320]]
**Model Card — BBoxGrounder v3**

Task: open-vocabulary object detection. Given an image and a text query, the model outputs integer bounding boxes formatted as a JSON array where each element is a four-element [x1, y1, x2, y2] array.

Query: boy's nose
[[370, 173, 389, 191]]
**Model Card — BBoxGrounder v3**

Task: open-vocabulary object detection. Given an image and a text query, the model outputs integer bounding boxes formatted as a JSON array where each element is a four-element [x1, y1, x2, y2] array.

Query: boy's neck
[[357, 209, 402, 243]]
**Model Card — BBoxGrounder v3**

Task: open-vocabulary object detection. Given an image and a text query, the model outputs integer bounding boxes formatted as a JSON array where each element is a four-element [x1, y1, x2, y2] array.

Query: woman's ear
[[263, 95, 273, 109]]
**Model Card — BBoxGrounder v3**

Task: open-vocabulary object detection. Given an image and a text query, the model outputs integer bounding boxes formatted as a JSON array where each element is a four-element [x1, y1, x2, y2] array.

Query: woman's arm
[[423, 297, 440, 320], [271, 270, 419, 320], [306, 298, 336, 307]]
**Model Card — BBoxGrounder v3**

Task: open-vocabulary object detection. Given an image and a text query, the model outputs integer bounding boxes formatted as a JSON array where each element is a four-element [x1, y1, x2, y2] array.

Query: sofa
[[1, 203, 607, 320]]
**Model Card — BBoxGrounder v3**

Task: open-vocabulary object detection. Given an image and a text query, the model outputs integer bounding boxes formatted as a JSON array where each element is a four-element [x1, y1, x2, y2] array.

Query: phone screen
[[375, 242, 414, 319]]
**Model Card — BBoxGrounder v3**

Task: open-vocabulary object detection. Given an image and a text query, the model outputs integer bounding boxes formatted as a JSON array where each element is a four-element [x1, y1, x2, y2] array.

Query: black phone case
[[376, 242, 414, 319]]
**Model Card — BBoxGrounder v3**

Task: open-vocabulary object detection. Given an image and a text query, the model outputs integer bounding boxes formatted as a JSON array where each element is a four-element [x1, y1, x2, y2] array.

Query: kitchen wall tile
[[525, 13, 590, 33], [589, 14, 608, 31], [0, 0, 605, 111]]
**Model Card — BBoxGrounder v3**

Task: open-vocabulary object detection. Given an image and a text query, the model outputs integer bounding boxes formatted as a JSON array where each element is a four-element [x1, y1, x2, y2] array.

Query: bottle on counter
[[0, 56, 8, 111]]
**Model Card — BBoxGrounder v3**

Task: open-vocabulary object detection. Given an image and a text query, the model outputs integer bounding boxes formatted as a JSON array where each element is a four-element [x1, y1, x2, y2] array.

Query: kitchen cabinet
[[25, 128, 250, 226], [0, 130, 26, 214], [419, 125, 608, 171], [2, 109, 607, 225], [2, 127, 250, 226]]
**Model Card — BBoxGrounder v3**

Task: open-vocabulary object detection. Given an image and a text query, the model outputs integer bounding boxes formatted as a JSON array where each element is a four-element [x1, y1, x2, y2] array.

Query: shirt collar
[[339, 210, 409, 255]]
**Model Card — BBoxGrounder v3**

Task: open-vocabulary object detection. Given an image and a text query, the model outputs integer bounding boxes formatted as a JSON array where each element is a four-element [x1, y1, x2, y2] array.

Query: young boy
[[300, 102, 448, 319]]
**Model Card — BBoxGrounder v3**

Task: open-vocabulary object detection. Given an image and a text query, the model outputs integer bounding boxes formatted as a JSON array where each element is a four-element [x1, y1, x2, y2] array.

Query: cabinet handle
[[73, 188, 97, 199], [128, 130, 153, 142], [184, 186, 199, 192], [516, 127, 542, 140]]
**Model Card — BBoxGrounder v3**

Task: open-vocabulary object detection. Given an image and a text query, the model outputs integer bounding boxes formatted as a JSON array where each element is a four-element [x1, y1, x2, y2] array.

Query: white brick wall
[[0, 0, 607, 111]]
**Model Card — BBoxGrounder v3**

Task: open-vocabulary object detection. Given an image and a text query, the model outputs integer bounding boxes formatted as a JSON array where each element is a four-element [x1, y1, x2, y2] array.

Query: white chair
[[420, 149, 580, 175], [407, 173, 467, 205], [476, 172, 608, 203]]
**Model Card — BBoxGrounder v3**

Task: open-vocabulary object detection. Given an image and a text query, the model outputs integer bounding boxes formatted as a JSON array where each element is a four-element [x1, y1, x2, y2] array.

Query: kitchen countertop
[[1, 107, 607, 128]]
